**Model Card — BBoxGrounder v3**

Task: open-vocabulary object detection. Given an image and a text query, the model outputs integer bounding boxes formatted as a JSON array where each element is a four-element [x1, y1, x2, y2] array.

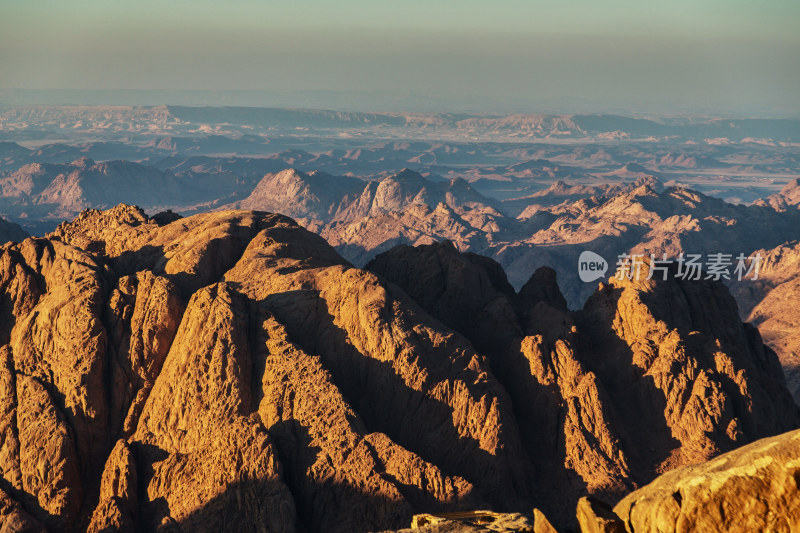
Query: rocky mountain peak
[[369, 240, 800, 523], [633, 174, 663, 191], [389, 167, 426, 182], [761, 178, 800, 211], [69, 156, 94, 168], [0, 208, 797, 532]]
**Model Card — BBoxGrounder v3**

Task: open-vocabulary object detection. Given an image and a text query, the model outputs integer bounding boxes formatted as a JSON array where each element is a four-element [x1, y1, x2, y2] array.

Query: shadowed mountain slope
[[0, 216, 27, 245], [0, 206, 796, 532], [368, 241, 799, 522]]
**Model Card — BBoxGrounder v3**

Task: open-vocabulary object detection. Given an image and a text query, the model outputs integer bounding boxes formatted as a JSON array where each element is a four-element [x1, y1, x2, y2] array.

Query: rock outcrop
[[0, 206, 797, 532], [612, 428, 800, 532], [2, 207, 529, 531], [0, 485, 46, 533], [390, 510, 552, 532], [0, 159, 184, 219], [367, 241, 800, 524], [305, 175, 800, 312], [390, 425, 800, 532], [760, 177, 800, 211], [234, 168, 364, 223]]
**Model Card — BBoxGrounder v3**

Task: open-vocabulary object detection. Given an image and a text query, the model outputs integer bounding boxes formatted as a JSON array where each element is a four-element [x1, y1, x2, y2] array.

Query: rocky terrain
[[492, 179, 800, 305], [2, 105, 799, 225], [0, 157, 254, 223], [6, 154, 800, 313], [607, 428, 800, 532], [233, 168, 800, 308], [3, 106, 799, 144], [367, 241, 799, 520], [2, 105, 800, 531], [392, 424, 800, 533], [2, 106, 800, 326], [758, 178, 800, 211], [0, 205, 797, 532], [730, 240, 800, 403]]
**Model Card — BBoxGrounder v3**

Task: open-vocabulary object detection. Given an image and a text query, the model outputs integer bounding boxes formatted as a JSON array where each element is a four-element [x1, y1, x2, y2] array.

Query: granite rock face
[[1, 207, 525, 531], [613, 428, 800, 532], [367, 241, 800, 524], [0, 206, 797, 532]]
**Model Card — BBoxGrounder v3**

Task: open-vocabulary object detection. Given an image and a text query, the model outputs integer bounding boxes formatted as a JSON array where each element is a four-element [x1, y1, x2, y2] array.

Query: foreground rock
[[385, 510, 555, 532], [613, 428, 800, 532], [392, 428, 800, 532], [3, 206, 525, 531]]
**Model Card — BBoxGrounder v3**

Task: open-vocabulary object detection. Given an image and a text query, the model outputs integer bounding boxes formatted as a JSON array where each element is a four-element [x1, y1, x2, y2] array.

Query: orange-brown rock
[[0, 486, 45, 533], [576, 497, 624, 533], [580, 259, 798, 472], [1, 206, 798, 532], [0, 347, 21, 491], [613, 428, 800, 532], [16, 374, 82, 528], [409, 510, 538, 532], [259, 314, 478, 532], [41, 207, 528, 530], [129, 282, 296, 532], [104, 271, 183, 437], [384, 508, 558, 532], [3, 238, 110, 477], [220, 223, 532, 509], [367, 241, 800, 525], [87, 439, 137, 533], [0, 237, 112, 528]]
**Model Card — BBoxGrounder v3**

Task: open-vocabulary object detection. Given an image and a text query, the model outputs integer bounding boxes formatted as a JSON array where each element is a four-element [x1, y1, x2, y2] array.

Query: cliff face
[[0, 206, 797, 532], [2, 207, 527, 532], [367, 241, 800, 523]]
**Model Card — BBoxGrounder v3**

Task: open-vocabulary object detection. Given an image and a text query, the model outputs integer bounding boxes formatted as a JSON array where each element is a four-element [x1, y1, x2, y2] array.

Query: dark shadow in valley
[[170, 473, 418, 533], [133, 441, 171, 532], [266, 419, 414, 533]]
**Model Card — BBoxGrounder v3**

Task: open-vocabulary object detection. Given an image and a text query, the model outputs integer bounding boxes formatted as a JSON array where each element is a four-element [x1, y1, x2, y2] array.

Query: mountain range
[[2, 106, 800, 530], [0, 206, 796, 532], [5, 106, 800, 142], [4, 156, 800, 315]]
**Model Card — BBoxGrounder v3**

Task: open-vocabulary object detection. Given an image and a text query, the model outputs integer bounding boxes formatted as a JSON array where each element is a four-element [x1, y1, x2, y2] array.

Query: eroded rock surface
[[367, 241, 800, 524], [0, 206, 797, 532], [613, 428, 800, 532]]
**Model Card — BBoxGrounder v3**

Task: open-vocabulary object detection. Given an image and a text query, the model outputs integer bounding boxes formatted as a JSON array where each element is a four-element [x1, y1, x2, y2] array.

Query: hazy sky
[[1, 0, 799, 114]]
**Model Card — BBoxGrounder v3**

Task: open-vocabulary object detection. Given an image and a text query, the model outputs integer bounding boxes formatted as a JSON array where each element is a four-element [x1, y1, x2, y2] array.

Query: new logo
[[578, 251, 608, 282]]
